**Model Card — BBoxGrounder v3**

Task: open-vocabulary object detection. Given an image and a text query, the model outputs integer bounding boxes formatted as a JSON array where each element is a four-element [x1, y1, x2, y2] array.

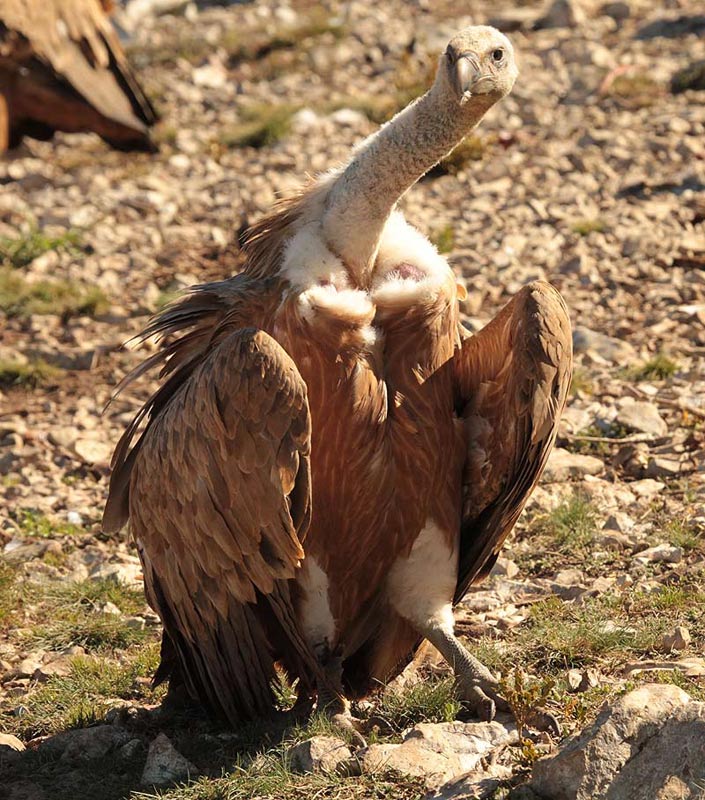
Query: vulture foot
[[423, 624, 561, 736], [315, 653, 367, 747], [329, 709, 368, 748]]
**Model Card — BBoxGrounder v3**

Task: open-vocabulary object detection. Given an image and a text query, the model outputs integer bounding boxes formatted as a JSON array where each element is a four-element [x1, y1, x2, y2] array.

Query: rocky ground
[[1, 0, 705, 797]]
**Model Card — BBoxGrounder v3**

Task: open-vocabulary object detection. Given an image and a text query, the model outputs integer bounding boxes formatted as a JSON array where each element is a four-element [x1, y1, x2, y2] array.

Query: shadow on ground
[[0, 703, 292, 800]]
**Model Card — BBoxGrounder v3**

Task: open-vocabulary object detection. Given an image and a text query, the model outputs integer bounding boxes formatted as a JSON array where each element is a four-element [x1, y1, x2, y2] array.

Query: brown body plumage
[[103, 26, 572, 727], [0, 0, 156, 151]]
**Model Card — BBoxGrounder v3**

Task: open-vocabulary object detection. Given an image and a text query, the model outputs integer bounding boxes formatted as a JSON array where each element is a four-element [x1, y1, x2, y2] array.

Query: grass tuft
[[0, 268, 110, 319], [133, 752, 425, 800], [0, 357, 62, 389], [522, 596, 651, 670], [0, 559, 19, 627], [571, 218, 605, 236], [659, 515, 704, 553], [431, 224, 455, 254], [218, 105, 298, 149], [131, 9, 344, 69], [20, 578, 149, 652], [569, 366, 593, 396], [602, 73, 662, 109], [14, 509, 82, 538], [375, 676, 460, 733], [2, 647, 163, 740], [530, 492, 599, 551], [431, 135, 489, 177], [0, 227, 82, 268], [626, 352, 679, 381], [671, 60, 705, 94]]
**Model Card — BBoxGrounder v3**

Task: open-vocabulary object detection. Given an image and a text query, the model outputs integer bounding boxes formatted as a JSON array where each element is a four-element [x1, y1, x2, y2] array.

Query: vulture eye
[[492, 48, 504, 62]]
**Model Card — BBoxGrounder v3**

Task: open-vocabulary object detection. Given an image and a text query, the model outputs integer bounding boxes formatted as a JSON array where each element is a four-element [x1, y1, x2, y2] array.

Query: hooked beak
[[452, 52, 487, 104]]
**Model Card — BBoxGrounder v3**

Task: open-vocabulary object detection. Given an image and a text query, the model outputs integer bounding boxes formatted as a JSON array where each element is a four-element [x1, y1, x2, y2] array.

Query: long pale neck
[[321, 79, 497, 284]]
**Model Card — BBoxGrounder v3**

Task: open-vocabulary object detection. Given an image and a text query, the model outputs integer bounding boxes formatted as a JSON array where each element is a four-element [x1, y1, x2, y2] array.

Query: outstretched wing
[[0, 0, 156, 149], [453, 281, 572, 604], [104, 326, 319, 722]]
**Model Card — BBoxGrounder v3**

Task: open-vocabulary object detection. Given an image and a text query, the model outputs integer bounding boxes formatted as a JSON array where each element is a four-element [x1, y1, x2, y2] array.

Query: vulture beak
[[453, 52, 481, 104]]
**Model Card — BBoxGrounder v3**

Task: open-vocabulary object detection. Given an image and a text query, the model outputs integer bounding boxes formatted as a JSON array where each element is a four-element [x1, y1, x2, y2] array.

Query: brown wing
[[0, 0, 156, 150], [106, 327, 319, 722], [103, 273, 280, 533], [453, 280, 572, 604]]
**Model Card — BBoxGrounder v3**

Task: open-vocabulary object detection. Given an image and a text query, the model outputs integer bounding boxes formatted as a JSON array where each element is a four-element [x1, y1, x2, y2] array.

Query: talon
[[460, 683, 497, 721], [331, 712, 367, 748]]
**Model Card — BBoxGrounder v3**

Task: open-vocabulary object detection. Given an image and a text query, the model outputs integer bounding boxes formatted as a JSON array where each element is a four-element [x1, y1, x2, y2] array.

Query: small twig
[[565, 433, 657, 444]]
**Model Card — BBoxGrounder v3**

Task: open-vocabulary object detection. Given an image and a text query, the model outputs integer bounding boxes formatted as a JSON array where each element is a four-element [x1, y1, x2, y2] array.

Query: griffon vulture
[[0, 0, 156, 151], [104, 26, 572, 734]]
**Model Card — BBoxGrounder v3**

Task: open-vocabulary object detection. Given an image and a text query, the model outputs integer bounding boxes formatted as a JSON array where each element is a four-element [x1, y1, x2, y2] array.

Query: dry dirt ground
[[1, 0, 705, 798]]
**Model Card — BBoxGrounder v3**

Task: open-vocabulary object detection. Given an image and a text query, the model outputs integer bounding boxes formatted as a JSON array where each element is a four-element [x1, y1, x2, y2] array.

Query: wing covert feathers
[[0, 0, 156, 150], [453, 280, 572, 603], [106, 327, 319, 723]]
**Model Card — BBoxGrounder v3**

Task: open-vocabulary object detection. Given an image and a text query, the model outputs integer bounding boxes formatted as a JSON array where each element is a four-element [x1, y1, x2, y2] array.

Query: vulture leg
[[400, 281, 571, 732], [314, 650, 367, 746], [421, 623, 505, 719]]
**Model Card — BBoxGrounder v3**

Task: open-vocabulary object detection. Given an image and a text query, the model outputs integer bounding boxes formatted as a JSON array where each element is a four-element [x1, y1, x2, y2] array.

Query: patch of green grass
[[530, 493, 599, 551], [571, 218, 605, 236], [564, 425, 611, 457], [2, 647, 163, 740], [157, 289, 182, 310], [507, 577, 705, 674], [218, 104, 298, 149], [0, 227, 82, 268], [660, 516, 704, 552], [431, 224, 455, 254], [629, 582, 705, 614], [132, 10, 344, 70], [625, 352, 679, 381], [135, 752, 425, 800], [154, 125, 178, 147], [15, 509, 82, 538], [0, 357, 62, 389], [26, 609, 148, 652], [374, 676, 460, 733], [644, 669, 705, 702], [604, 73, 662, 109], [558, 683, 614, 728], [229, 8, 345, 63], [472, 575, 705, 735], [0, 559, 19, 627], [519, 595, 657, 670], [671, 60, 705, 94], [0, 268, 110, 318], [50, 578, 146, 616], [21, 578, 149, 652], [431, 135, 489, 177], [569, 366, 593, 396], [128, 30, 213, 68]]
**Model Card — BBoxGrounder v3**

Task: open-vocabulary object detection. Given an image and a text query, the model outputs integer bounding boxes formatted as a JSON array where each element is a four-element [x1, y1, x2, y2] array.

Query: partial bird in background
[[104, 26, 572, 738], [0, 0, 156, 152]]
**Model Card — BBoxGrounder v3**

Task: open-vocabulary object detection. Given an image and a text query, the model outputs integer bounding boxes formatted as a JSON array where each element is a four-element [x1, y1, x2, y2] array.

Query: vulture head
[[441, 26, 518, 104]]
